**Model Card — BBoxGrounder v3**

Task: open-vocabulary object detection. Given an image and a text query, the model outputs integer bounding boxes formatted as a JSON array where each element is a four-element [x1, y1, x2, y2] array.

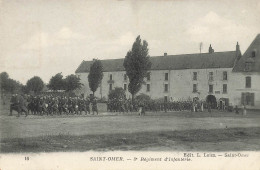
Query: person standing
[[9, 94, 17, 116], [243, 105, 247, 116], [92, 98, 98, 115], [208, 102, 211, 113], [235, 105, 239, 114]]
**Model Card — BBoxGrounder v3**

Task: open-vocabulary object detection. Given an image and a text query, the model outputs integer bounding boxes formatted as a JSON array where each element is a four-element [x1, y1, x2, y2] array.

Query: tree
[[0, 72, 9, 94], [47, 72, 65, 91], [108, 87, 126, 111], [88, 59, 103, 96], [135, 93, 151, 105], [108, 87, 126, 101], [123, 35, 152, 101], [26, 76, 44, 94], [64, 74, 82, 92], [0, 72, 23, 94]]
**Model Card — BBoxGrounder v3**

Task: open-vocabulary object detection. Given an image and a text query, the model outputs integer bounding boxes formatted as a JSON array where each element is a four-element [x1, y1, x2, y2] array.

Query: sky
[[0, 0, 260, 84]]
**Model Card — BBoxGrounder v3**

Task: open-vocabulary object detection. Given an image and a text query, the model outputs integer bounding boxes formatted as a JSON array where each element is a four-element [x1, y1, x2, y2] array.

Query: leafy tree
[[0, 72, 9, 93], [64, 74, 82, 92], [0, 72, 9, 82], [123, 35, 151, 101], [47, 72, 65, 91], [88, 59, 103, 96], [6, 79, 22, 93], [0, 72, 23, 94], [108, 87, 126, 105], [26, 76, 44, 94], [135, 93, 151, 105]]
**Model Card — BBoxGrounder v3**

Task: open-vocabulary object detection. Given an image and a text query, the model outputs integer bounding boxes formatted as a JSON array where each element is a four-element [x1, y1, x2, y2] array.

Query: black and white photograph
[[0, 0, 260, 169]]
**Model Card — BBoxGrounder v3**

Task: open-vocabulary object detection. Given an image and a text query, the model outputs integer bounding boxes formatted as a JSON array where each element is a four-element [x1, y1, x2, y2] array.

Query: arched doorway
[[206, 95, 217, 109]]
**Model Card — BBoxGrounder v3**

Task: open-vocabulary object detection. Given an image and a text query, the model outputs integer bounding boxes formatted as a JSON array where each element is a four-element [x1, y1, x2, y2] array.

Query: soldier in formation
[[9, 94, 94, 117], [106, 98, 196, 113]]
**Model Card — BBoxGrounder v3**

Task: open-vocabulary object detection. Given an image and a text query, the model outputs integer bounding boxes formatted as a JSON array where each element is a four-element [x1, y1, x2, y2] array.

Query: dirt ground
[[1, 101, 260, 152]]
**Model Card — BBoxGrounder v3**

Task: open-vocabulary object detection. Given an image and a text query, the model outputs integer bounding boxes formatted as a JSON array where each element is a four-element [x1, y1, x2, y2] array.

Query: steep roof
[[233, 34, 260, 72], [75, 51, 238, 73]]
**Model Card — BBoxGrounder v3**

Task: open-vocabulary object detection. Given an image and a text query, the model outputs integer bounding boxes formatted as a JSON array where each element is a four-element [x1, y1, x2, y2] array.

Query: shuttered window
[[246, 76, 251, 88], [193, 84, 197, 92], [223, 71, 227, 80], [165, 73, 168, 81], [251, 93, 255, 106], [241, 92, 255, 106], [209, 85, 213, 93], [241, 93, 245, 105], [164, 84, 168, 92], [223, 84, 227, 93], [109, 84, 112, 91], [193, 72, 197, 80], [209, 72, 213, 81]]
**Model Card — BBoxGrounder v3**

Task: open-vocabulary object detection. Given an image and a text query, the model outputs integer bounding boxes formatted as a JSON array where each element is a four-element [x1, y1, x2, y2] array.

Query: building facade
[[75, 34, 260, 109], [232, 34, 260, 109]]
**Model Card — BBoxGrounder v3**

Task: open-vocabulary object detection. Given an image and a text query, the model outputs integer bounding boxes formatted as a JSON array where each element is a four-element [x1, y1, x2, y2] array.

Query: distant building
[[75, 34, 260, 109]]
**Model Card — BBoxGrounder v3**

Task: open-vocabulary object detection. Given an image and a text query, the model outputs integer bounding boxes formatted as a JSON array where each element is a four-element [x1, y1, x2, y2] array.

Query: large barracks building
[[75, 34, 260, 109]]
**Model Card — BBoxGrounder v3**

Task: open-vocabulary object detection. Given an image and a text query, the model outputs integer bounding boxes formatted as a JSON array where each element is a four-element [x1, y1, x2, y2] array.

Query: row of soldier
[[10, 94, 210, 117], [9, 94, 98, 117], [107, 99, 199, 113]]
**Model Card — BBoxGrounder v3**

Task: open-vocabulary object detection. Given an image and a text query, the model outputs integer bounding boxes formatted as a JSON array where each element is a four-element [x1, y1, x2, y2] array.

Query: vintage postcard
[[0, 0, 260, 169]]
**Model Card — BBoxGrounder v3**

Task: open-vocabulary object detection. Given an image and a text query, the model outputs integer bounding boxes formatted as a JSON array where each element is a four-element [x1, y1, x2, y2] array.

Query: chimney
[[236, 42, 241, 59], [209, 44, 214, 53], [236, 42, 240, 51], [164, 52, 167, 56]]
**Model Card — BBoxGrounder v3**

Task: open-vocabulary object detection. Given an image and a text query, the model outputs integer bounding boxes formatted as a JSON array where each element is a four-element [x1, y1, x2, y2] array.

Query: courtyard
[[1, 104, 260, 152]]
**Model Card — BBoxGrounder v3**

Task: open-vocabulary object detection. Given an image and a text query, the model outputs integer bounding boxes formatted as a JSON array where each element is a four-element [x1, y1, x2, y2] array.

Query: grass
[[1, 127, 260, 152]]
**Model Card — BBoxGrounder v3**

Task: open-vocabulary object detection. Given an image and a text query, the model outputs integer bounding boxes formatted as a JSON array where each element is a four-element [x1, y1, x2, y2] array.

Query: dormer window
[[252, 51, 256, 58]]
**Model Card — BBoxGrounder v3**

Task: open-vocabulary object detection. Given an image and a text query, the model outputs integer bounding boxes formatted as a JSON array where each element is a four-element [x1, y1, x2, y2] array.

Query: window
[[209, 72, 213, 81], [146, 84, 150, 92], [164, 84, 168, 92], [147, 72, 151, 81], [124, 74, 127, 81], [223, 71, 227, 80], [209, 85, 213, 93], [165, 73, 168, 81], [164, 96, 168, 102], [246, 76, 251, 88], [223, 84, 227, 93], [193, 72, 197, 80], [252, 51, 256, 58], [245, 62, 252, 71], [109, 84, 112, 91], [124, 84, 127, 90], [193, 84, 197, 93], [241, 93, 255, 106], [110, 74, 113, 80]]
